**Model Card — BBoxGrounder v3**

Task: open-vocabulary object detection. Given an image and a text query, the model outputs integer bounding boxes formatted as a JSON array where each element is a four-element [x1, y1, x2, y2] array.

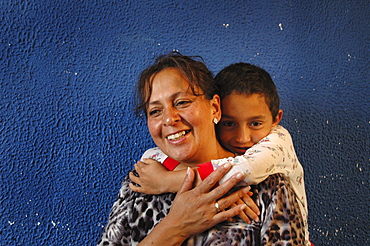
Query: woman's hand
[[171, 165, 250, 230], [130, 159, 260, 222], [139, 163, 250, 246]]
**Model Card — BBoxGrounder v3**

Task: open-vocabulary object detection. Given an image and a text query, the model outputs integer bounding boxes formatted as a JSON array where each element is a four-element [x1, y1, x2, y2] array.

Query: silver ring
[[214, 202, 221, 213]]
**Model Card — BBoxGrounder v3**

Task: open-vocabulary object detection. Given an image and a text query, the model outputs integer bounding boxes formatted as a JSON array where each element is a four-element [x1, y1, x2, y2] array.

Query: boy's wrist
[[165, 169, 188, 193]]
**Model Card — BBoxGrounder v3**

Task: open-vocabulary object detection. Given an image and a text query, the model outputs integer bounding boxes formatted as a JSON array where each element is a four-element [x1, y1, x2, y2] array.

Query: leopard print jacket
[[97, 173, 308, 246]]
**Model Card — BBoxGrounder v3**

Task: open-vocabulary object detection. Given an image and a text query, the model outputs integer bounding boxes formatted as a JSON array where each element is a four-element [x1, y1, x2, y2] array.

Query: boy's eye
[[250, 121, 262, 127], [221, 121, 236, 127]]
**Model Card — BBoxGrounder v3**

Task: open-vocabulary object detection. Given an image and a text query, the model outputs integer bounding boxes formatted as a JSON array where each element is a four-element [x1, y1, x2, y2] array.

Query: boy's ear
[[210, 94, 222, 122], [272, 109, 283, 126]]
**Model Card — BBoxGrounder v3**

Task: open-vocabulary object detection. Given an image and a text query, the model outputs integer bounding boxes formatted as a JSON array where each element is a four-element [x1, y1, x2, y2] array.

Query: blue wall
[[0, 0, 368, 245]]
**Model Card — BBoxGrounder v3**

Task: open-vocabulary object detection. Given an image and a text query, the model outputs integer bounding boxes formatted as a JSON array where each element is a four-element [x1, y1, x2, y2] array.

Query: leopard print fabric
[[257, 174, 307, 245], [97, 173, 308, 246]]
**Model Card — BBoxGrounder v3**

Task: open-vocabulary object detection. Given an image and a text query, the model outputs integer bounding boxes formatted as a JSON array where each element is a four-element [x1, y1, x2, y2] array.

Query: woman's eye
[[176, 100, 191, 107], [148, 109, 161, 116]]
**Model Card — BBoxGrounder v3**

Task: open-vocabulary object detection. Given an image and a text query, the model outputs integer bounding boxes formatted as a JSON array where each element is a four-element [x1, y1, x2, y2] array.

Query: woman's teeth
[[167, 130, 187, 140]]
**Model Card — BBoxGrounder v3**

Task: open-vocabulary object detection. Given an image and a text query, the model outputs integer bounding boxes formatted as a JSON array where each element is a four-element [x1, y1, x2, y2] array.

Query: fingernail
[[186, 167, 191, 176], [255, 217, 260, 222], [223, 162, 230, 169], [236, 172, 244, 179], [243, 186, 251, 193]]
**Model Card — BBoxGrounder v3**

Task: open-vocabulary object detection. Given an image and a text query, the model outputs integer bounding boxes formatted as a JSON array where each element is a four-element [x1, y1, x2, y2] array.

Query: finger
[[177, 167, 195, 194], [241, 195, 260, 222], [197, 163, 232, 193], [241, 194, 260, 215], [213, 204, 247, 224], [134, 161, 145, 169], [129, 171, 141, 185], [208, 171, 246, 201], [233, 202, 252, 224], [133, 161, 147, 178], [133, 162, 140, 175], [242, 192, 260, 215], [142, 158, 157, 165], [217, 186, 250, 211], [129, 182, 142, 193], [240, 205, 259, 222]]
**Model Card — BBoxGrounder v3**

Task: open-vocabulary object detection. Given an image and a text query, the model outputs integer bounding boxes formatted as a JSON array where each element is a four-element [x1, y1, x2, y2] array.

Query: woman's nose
[[163, 109, 180, 126]]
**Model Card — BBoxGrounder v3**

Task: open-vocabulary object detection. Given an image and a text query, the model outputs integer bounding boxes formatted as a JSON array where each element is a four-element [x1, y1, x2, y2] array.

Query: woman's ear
[[272, 109, 283, 126], [210, 94, 222, 123]]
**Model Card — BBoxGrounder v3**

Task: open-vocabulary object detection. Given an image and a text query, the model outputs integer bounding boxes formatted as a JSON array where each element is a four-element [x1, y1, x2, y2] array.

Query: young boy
[[130, 62, 310, 245]]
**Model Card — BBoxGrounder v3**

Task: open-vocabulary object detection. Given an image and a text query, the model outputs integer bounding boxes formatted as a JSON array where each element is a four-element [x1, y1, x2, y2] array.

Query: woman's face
[[146, 68, 220, 165]]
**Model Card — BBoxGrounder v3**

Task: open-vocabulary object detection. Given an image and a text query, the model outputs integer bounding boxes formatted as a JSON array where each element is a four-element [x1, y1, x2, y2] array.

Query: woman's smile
[[166, 130, 191, 141]]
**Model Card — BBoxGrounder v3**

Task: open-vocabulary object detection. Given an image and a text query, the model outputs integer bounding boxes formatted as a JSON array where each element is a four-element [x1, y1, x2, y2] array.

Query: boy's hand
[[224, 188, 260, 224], [233, 191, 260, 224], [129, 158, 170, 194]]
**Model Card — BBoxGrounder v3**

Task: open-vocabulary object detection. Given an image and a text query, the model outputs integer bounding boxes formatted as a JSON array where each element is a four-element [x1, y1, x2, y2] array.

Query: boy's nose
[[235, 127, 251, 144]]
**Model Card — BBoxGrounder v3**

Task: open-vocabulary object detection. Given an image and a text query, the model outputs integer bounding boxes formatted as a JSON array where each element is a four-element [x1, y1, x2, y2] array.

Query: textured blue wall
[[0, 0, 368, 245]]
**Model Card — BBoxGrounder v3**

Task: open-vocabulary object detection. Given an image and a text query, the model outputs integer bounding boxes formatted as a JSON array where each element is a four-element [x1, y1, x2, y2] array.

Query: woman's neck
[[174, 144, 234, 170]]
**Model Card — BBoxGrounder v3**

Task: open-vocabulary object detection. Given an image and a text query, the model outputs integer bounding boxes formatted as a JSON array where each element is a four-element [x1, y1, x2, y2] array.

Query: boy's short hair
[[215, 62, 280, 120]]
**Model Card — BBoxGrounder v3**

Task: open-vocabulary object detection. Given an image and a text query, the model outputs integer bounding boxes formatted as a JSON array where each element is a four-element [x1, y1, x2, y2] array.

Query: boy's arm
[[129, 158, 205, 194], [131, 148, 259, 223], [195, 127, 294, 224], [129, 159, 186, 194], [198, 126, 291, 186], [129, 147, 184, 194]]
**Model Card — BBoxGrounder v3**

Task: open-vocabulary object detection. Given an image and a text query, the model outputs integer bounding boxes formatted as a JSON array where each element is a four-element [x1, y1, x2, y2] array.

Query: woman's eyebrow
[[148, 91, 188, 105]]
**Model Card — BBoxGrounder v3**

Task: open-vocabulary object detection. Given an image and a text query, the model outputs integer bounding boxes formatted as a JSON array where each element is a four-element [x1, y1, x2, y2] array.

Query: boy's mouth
[[166, 130, 191, 141], [232, 146, 250, 155]]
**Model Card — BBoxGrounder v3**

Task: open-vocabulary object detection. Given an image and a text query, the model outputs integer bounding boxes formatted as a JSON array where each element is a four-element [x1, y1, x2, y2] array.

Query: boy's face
[[217, 92, 281, 155]]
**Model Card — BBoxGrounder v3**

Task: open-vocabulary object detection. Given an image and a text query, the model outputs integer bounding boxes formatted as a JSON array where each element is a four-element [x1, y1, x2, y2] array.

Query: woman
[[98, 53, 305, 245]]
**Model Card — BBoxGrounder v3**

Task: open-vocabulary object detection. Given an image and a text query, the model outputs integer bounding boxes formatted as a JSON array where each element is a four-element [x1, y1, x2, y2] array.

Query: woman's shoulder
[[105, 173, 176, 243], [118, 174, 176, 214], [117, 174, 136, 199]]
